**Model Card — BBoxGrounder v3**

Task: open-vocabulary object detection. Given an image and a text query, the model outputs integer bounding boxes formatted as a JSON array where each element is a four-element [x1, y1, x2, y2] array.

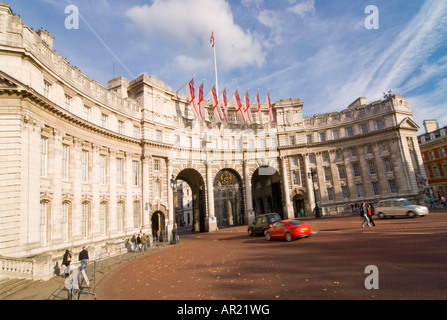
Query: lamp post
[[308, 168, 321, 218], [170, 176, 179, 244]]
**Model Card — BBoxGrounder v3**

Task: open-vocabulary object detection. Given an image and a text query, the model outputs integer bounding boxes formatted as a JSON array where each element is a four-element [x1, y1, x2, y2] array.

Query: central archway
[[176, 169, 206, 232], [251, 167, 284, 218], [214, 169, 244, 229]]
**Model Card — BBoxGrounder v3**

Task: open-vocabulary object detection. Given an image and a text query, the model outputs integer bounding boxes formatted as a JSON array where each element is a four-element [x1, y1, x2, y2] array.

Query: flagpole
[[211, 31, 219, 96]]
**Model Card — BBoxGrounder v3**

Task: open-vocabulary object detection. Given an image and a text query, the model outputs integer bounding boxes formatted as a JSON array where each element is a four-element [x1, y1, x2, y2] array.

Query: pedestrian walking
[[78, 246, 89, 272], [441, 195, 446, 207], [361, 202, 371, 228], [131, 233, 137, 252], [62, 249, 72, 277], [136, 233, 142, 252], [141, 233, 148, 252], [429, 196, 436, 209], [367, 204, 376, 227]]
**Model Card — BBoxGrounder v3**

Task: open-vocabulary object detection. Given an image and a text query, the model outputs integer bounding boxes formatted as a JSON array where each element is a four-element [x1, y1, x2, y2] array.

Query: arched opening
[[214, 169, 244, 229], [251, 167, 284, 218], [151, 211, 166, 242], [175, 169, 206, 232]]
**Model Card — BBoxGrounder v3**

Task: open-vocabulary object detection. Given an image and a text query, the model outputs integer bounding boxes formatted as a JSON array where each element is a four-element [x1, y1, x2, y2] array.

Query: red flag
[[244, 90, 254, 125], [234, 90, 245, 125], [198, 82, 204, 119], [188, 78, 200, 119], [210, 31, 215, 48], [267, 91, 274, 123], [222, 88, 228, 123], [256, 91, 263, 125], [211, 85, 223, 122]]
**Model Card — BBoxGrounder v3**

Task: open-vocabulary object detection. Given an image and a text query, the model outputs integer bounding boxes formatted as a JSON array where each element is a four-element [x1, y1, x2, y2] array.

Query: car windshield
[[287, 220, 303, 226], [268, 214, 281, 222], [400, 200, 412, 206]]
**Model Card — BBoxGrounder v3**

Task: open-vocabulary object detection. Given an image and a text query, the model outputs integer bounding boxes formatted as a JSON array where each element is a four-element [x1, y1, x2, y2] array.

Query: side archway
[[213, 169, 244, 228]]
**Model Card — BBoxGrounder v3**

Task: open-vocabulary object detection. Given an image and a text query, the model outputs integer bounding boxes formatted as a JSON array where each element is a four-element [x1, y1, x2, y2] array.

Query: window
[[368, 161, 376, 175], [389, 180, 397, 193], [41, 137, 48, 177], [154, 181, 161, 199], [327, 188, 334, 200], [100, 202, 107, 236], [341, 185, 349, 199], [384, 159, 393, 173], [82, 150, 89, 183], [82, 202, 90, 239], [319, 132, 326, 142], [324, 167, 332, 181], [132, 161, 139, 186], [346, 127, 354, 137], [309, 154, 316, 164], [365, 145, 373, 155], [322, 152, 329, 162], [439, 148, 446, 158], [356, 184, 364, 197], [156, 130, 163, 142], [61, 202, 70, 242], [118, 120, 125, 134], [116, 158, 123, 185], [154, 159, 160, 172], [339, 166, 346, 179], [376, 120, 384, 130], [361, 123, 369, 134], [133, 126, 140, 139], [289, 135, 295, 145], [293, 172, 300, 185], [117, 202, 124, 232], [353, 164, 361, 177], [133, 201, 140, 229], [101, 114, 108, 129], [40, 201, 49, 245], [43, 81, 50, 99], [433, 165, 440, 177], [100, 155, 107, 184], [83, 106, 91, 121], [372, 181, 380, 195], [306, 134, 312, 144], [350, 148, 357, 157], [333, 130, 340, 140], [62, 144, 69, 180], [64, 95, 71, 111]]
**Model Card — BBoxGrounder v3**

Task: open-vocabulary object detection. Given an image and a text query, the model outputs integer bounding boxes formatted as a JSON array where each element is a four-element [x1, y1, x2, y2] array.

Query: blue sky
[[7, 0, 447, 133]]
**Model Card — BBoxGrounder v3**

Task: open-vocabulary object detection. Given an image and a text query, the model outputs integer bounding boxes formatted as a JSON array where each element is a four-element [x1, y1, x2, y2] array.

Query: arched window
[[61, 201, 72, 242], [81, 201, 91, 239]]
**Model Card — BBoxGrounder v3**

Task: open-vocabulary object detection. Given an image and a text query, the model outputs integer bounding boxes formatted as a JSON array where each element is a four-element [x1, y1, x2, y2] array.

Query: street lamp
[[308, 168, 321, 218], [170, 176, 179, 244]]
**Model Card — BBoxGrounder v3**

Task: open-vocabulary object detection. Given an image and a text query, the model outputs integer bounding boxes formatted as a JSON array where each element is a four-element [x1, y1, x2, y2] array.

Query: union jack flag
[[210, 31, 215, 48]]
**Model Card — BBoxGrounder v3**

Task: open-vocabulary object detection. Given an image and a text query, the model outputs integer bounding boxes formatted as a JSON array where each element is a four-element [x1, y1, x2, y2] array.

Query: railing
[[0, 257, 34, 279]]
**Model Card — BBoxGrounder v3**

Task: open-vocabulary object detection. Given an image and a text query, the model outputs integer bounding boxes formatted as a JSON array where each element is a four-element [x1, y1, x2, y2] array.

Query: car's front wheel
[[285, 232, 293, 242]]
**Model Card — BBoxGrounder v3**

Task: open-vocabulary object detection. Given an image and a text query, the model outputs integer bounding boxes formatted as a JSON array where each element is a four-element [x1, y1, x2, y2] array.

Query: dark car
[[248, 213, 282, 236]]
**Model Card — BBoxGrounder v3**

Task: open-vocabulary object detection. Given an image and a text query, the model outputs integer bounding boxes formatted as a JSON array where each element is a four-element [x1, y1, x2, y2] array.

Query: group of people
[[429, 195, 446, 208], [61, 246, 89, 277], [360, 202, 376, 228], [130, 232, 148, 252]]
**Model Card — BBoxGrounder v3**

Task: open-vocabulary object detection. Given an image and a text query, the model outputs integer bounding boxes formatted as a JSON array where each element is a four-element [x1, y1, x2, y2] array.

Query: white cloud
[[126, 0, 266, 73], [287, 0, 315, 19]]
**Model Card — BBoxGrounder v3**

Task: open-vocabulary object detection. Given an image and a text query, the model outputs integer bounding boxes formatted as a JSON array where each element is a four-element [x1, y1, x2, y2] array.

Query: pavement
[[1, 242, 174, 300]]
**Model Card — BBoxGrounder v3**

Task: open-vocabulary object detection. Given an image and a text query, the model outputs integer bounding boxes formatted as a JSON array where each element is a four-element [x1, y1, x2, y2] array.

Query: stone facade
[[0, 3, 428, 279]]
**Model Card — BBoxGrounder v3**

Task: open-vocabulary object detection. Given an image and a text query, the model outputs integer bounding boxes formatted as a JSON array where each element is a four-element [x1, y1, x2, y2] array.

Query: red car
[[265, 219, 312, 241]]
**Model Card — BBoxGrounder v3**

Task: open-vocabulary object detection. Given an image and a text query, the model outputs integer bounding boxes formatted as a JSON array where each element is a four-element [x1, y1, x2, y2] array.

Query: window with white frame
[[132, 160, 139, 186], [116, 158, 123, 185], [82, 150, 89, 183], [41, 137, 48, 177], [62, 144, 69, 180], [100, 154, 107, 184], [64, 94, 71, 111]]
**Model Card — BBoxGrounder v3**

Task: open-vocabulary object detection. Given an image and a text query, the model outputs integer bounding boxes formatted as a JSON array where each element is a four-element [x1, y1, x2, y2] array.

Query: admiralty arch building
[[0, 4, 429, 280]]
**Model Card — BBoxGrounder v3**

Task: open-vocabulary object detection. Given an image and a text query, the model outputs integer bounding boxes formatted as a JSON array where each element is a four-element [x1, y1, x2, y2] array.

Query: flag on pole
[[188, 78, 200, 119], [222, 87, 229, 124], [244, 90, 254, 125], [234, 90, 245, 125], [267, 91, 274, 123], [198, 82, 205, 119], [211, 84, 224, 122], [256, 91, 263, 125], [210, 31, 215, 48]]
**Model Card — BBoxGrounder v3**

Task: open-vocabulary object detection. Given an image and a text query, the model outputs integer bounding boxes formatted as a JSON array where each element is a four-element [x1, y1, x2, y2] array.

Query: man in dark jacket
[[79, 246, 89, 272]]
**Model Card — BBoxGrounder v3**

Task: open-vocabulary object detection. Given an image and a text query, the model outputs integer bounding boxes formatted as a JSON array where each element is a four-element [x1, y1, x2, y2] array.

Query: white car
[[376, 199, 429, 219]]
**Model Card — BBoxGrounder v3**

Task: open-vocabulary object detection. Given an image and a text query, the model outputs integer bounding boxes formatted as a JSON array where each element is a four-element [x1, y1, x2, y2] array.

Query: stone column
[[280, 156, 293, 219], [206, 160, 218, 231]]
